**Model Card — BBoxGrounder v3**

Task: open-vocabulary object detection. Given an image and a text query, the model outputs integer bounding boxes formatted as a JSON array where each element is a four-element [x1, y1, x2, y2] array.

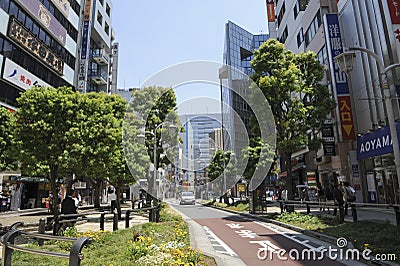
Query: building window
[[99, 0, 104, 6], [304, 11, 322, 47], [104, 22, 109, 35], [279, 26, 288, 43], [97, 11, 103, 25], [277, 2, 286, 28], [317, 46, 327, 65], [106, 3, 111, 17], [294, 0, 309, 20], [297, 27, 303, 47], [0, 0, 78, 42], [299, 0, 309, 11]]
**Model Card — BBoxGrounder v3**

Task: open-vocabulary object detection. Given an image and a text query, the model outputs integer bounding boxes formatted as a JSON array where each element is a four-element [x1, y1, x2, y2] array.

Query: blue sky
[[112, 0, 268, 113]]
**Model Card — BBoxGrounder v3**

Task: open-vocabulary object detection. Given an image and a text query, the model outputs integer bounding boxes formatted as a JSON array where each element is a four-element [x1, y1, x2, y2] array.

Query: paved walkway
[[0, 205, 149, 261]]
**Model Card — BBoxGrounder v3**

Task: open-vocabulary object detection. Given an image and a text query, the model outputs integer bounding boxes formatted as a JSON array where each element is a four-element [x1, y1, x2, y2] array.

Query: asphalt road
[[169, 200, 367, 266]]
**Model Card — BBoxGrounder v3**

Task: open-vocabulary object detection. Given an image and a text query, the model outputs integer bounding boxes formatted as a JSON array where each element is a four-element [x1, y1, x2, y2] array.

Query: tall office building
[[179, 114, 222, 186], [77, 0, 114, 93], [0, 0, 81, 110], [336, 0, 400, 204], [221, 21, 268, 156]]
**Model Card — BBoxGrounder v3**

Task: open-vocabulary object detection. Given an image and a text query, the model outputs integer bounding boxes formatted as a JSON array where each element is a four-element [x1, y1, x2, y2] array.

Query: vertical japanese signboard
[[266, 0, 275, 22], [78, 0, 93, 93], [322, 119, 336, 155], [324, 14, 355, 141]]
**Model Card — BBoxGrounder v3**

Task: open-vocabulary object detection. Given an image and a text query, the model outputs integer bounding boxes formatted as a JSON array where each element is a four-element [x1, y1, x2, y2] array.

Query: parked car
[[179, 191, 196, 205]]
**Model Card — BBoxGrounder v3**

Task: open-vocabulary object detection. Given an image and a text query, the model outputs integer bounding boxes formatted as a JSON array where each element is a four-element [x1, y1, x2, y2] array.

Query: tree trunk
[[93, 182, 101, 208], [49, 167, 59, 216], [87, 178, 101, 208], [116, 183, 122, 220], [285, 152, 293, 199], [284, 152, 294, 212]]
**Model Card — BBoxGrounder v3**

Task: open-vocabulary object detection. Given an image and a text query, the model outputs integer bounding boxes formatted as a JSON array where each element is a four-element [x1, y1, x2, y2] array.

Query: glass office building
[[179, 114, 222, 184], [221, 21, 268, 155]]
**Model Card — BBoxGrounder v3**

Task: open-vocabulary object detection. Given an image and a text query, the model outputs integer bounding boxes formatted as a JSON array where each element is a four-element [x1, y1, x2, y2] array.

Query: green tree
[[66, 92, 126, 208], [0, 107, 17, 171], [15, 87, 80, 215], [126, 86, 180, 203], [250, 39, 336, 199], [207, 149, 236, 204]]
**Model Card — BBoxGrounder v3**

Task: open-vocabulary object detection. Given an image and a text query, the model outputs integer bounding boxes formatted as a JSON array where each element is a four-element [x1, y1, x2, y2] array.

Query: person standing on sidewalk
[[281, 187, 288, 212], [60, 189, 78, 231], [108, 186, 117, 212]]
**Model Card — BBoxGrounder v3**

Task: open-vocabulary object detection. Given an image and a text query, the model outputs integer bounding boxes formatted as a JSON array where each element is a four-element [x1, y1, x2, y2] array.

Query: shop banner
[[16, 0, 67, 45], [357, 122, 400, 160], [2, 58, 51, 90], [324, 14, 355, 141]]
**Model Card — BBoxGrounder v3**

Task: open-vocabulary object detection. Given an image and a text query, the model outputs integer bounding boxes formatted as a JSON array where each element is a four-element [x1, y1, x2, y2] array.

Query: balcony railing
[[90, 49, 109, 65], [88, 70, 108, 85]]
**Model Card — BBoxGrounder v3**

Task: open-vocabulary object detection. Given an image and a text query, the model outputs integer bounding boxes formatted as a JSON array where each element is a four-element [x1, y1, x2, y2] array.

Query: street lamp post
[[138, 123, 177, 221], [335, 47, 400, 202]]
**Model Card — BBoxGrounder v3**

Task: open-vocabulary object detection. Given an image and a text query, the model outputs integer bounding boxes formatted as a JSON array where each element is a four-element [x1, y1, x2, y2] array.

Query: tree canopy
[[0, 107, 17, 171], [250, 39, 336, 198]]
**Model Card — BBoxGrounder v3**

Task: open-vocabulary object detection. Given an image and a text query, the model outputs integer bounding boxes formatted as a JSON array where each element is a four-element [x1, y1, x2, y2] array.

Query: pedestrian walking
[[316, 183, 326, 211], [332, 184, 345, 223], [343, 181, 356, 215], [281, 187, 288, 212], [108, 186, 117, 212]]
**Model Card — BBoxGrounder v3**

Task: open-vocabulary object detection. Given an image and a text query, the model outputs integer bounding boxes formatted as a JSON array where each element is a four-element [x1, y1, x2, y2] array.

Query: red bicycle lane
[[194, 215, 344, 266]]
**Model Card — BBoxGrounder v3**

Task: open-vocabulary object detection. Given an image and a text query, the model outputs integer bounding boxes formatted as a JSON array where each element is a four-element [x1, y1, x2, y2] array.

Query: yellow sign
[[237, 183, 246, 193]]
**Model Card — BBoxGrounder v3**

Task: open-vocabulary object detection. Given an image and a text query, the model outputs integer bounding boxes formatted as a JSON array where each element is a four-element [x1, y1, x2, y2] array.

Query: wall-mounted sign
[[2, 58, 51, 90], [266, 0, 275, 22], [357, 122, 400, 160], [15, 0, 67, 45], [50, 0, 70, 17], [324, 14, 355, 141], [8, 18, 64, 75], [388, 0, 400, 24], [322, 119, 336, 156], [79, 0, 93, 93]]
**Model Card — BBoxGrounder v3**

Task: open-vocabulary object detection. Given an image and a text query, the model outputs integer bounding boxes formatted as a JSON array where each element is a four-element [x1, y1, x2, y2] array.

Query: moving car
[[179, 191, 196, 205]]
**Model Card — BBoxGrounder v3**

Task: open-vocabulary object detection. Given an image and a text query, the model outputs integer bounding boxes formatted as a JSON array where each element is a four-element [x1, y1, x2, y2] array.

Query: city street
[[168, 199, 367, 266]]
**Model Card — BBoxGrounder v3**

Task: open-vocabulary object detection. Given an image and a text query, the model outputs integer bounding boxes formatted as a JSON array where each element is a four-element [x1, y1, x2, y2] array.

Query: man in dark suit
[[60, 189, 78, 231], [61, 189, 78, 214]]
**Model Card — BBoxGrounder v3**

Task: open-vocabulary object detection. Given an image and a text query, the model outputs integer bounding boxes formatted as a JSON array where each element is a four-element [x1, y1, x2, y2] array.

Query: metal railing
[[1, 224, 92, 266], [278, 200, 400, 225]]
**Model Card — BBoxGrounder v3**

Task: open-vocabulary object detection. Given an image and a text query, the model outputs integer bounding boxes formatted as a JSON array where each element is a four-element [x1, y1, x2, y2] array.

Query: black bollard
[[394, 206, 400, 226], [100, 212, 105, 231], [351, 204, 357, 222], [113, 211, 118, 231], [125, 210, 131, 228], [38, 218, 46, 246], [338, 205, 345, 223]]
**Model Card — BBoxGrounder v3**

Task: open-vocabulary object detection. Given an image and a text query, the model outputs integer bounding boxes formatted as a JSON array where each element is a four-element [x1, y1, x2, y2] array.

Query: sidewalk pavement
[[0, 204, 149, 261], [0, 203, 148, 230], [223, 198, 398, 225]]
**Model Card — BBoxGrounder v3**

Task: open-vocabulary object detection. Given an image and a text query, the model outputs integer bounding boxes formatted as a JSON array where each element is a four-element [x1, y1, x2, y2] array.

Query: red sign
[[388, 0, 400, 24], [266, 1, 275, 22], [338, 95, 355, 140]]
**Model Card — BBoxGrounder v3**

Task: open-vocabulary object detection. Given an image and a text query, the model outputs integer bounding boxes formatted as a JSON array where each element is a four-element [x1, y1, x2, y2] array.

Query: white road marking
[[254, 221, 325, 251], [203, 226, 237, 257]]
